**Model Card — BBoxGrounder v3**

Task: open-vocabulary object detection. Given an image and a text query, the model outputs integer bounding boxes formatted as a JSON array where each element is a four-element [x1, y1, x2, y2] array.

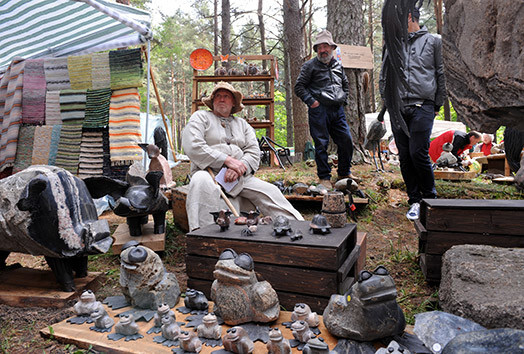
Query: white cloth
[[182, 110, 303, 231]]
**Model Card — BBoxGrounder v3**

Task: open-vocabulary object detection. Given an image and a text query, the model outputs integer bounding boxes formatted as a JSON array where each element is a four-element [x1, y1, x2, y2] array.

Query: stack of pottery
[[321, 191, 346, 228]]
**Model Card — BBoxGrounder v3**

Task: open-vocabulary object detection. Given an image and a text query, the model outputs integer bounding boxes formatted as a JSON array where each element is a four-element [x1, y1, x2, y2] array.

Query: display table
[[186, 220, 365, 312]]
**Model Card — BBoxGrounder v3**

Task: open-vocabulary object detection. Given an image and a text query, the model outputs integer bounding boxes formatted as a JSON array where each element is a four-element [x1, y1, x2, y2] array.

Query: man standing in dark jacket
[[294, 30, 355, 188], [380, 8, 446, 220]]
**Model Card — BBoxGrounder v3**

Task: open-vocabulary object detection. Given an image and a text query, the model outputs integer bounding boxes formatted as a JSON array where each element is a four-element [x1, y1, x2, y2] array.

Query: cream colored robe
[[182, 110, 303, 231]]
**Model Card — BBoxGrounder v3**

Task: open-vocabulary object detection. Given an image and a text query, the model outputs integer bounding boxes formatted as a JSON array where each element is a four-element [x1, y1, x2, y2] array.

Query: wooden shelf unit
[[191, 54, 276, 142]]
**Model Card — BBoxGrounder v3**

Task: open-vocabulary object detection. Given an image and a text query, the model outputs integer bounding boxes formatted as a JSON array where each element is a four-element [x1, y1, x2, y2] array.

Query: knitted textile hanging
[[60, 89, 87, 121], [68, 54, 93, 90], [31, 125, 54, 165], [108, 88, 142, 164], [55, 119, 83, 174], [48, 125, 62, 166], [45, 91, 62, 125], [13, 125, 36, 173], [109, 48, 143, 89], [84, 88, 111, 128], [44, 57, 71, 91], [78, 130, 105, 179], [91, 52, 111, 90], [0, 58, 25, 172], [21, 59, 46, 124]]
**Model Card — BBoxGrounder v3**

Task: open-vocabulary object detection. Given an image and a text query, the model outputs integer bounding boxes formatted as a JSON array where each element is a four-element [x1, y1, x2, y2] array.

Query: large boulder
[[439, 244, 524, 329], [442, 0, 524, 132]]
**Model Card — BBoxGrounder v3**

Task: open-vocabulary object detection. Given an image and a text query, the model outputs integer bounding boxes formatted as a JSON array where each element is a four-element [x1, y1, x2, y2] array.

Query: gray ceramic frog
[[267, 327, 291, 354], [179, 330, 203, 353], [302, 337, 330, 354], [291, 320, 315, 343], [196, 312, 222, 340], [291, 303, 320, 328], [115, 314, 139, 336], [161, 313, 181, 340], [154, 303, 175, 328], [90, 302, 114, 331], [74, 290, 99, 316], [222, 326, 254, 354], [211, 248, 279, 325]]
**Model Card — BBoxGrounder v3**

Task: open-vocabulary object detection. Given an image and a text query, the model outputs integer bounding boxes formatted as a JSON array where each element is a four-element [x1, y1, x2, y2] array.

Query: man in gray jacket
[[295, 30, 355, 188], [380, 7, 446, 220]]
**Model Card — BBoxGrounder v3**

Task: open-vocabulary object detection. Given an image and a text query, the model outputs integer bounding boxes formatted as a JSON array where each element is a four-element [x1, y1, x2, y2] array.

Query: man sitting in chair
[[182, 82, 303, 231]]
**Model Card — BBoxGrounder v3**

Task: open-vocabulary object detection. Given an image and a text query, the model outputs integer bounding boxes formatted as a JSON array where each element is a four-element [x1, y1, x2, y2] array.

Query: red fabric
[[429, 130, 454, 162], [480, 142, 493, 156]]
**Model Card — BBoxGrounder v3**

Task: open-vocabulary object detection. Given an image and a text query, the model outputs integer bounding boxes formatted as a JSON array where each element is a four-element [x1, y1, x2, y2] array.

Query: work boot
[[319, 179, 332, 189]]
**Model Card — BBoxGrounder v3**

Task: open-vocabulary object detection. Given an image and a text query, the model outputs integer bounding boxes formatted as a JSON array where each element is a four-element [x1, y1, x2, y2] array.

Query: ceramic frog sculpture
[[211, 248, 279, 325], [267, 327, 291, 354], [197, 312, 222, 340], [223, 326, 254, 354], [291, 303, 320, 328]]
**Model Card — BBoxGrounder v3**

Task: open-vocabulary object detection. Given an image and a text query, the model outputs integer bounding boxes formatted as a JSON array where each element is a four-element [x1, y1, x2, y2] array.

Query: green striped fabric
[[55, 119, 83, 174], [84, 88, 111, 128], [59, 89, 87, 121], [0, 0, 151, 73]]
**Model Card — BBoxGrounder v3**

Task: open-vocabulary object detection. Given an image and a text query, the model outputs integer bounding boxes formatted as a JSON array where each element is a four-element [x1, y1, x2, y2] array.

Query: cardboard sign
[[335, 45, 373, 70]]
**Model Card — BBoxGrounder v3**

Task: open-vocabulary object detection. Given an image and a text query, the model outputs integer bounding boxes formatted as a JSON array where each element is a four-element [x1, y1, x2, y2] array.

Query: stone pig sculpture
[[85, 170, 169, 236], [0, 165, 112, 292]]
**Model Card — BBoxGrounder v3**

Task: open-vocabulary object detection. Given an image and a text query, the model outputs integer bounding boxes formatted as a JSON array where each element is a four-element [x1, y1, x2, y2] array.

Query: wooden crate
[[186, 221, 363, 312], [433, 170, 477, 180], [416, 199, 524, 282], [111, 221, 165, 253]]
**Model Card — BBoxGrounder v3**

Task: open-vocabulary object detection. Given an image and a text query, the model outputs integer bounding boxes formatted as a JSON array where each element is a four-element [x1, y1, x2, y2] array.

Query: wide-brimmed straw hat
[[313, 30, 337, 52], [202, 81, 244, 114]]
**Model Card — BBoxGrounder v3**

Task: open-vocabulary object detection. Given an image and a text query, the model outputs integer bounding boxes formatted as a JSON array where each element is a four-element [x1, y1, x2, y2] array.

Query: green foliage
[[436, 101, 458, 122]]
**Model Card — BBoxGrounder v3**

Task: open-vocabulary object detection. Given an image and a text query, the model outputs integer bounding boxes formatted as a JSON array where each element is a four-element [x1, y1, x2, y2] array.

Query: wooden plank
[[285, 194, 368, 205], [171, 185, 189, 232], [337, 276, 355, 295], [355, 232, 367, 275], [419, 253, 442, 282], [186, 255, 339, 297], [413, 219, 427, 241], [337, 245, 360, 281], [422, 198, 524, 209], [40, 297, 343, 353], [112, 221, 165, 254], [433, 170, 477, 180], [425, 207, 524, 235], [187, 278, 331, 313], [0, 268, 102, 308], [423, 231, 524, 254]]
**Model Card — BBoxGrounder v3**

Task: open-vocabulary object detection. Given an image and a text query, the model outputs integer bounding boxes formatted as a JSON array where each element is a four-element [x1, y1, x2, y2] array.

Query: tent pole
[[144, 41, 151, 169], [142, 47, 178, 162]]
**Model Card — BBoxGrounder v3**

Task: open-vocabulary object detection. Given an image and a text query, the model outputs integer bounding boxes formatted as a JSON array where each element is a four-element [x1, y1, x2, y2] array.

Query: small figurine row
[[212, 209, 332, 237], [273, 178, 362, 197]]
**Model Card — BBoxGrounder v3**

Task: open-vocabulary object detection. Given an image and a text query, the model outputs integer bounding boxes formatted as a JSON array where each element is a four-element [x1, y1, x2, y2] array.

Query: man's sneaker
[[319, 179, 332, 189], [406, 202, 420, 221]]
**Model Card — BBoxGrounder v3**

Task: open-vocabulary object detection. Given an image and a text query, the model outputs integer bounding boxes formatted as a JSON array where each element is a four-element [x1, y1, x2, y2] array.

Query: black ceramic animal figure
[[272, 215, 293, 237], [184, 288, 209, 311], [323, 265, 406, 341], [302, 337, 330, 354], [85, 171, 169, 236], [309, 214, 331, 234], [210, 209, 233, 232], [0, 166, 112, 292], [240, 207, 260, 227]]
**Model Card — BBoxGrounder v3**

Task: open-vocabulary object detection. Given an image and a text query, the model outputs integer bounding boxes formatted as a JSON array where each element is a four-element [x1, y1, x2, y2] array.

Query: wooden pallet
[[112, 221, 165, 254], [40, 298, 341, 353], [433, 170, 477, 180], [0, 268, 103, 308], [186, 221, 365, 313]]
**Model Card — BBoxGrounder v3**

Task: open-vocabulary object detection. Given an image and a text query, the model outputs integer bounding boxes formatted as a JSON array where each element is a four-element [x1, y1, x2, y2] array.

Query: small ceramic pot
[[321, 191, 346, 228]]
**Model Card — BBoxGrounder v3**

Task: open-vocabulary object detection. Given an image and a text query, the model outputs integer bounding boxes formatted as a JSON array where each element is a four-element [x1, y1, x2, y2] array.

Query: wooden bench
[[415, 199, 524, 283], [185, 220, 366, 312]]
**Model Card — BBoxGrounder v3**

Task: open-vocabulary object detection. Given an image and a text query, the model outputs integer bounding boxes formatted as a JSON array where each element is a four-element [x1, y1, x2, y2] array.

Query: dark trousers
[[308, 104, 353, 180], [392, 103, 436, 204]]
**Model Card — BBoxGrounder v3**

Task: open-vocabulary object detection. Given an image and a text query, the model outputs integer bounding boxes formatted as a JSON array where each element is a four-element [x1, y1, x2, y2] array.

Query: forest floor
[[1, 159, 523, 353]]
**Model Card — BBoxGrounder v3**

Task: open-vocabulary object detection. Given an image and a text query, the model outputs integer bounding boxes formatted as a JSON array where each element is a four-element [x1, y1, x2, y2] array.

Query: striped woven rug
[[78, 130, 105, 179], [13, 125, 36, 173], [91, 52, 111, 90], [60, 89, 87, 121], [0, 58, 25, 172], [45, 91, 61, 125], [84, 88, 111, 128], [48, 125, 62, 165], [55, 120, 83, 174], [22, 59, 46, 124], [44, 57, 71, 91], [109, 88, 142, 164], [31, 125, 54, 165], [68, 54, 93, 90], [109, 48, 143, 89]]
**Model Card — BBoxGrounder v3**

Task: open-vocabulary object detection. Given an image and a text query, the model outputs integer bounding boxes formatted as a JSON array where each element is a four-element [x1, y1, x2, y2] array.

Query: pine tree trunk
[[258, 0, 270, 122], [284, 49, 294, 148], [327, 0, 367, 162], [283, 0, 309, 156], [222, 0, 231, 70], [214, 0, 219, 70]]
